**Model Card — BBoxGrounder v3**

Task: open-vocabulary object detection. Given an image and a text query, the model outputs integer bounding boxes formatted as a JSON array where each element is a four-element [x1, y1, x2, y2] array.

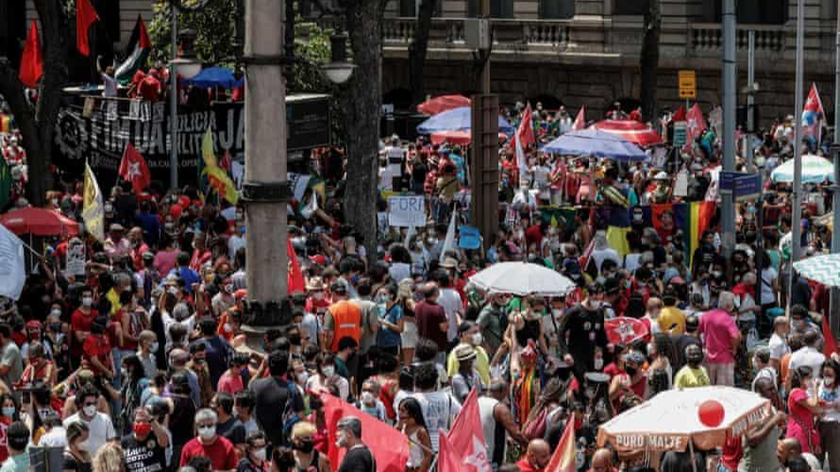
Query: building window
[[468, 0, 513, 18], [703, 0, 788, 24], [613, 0, 649, 15], [541, 0, 574, 19], [400, 0, 441, 17]]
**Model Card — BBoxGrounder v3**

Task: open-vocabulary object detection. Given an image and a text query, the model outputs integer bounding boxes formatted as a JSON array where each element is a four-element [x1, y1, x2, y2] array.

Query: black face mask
[[294, 439, 315, 453], [625, 366, 638, 376], [687, 355, 703, 366]]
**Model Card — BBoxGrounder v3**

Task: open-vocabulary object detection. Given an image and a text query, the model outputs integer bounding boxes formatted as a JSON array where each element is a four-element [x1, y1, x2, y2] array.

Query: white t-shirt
[[412, 391, 461, 452], [228, 234, 246, 260], [768, 333, 790, 361], [63, 412, 116, 455], [789, 346, 826, 376], [437, 288, 463, 342], [759, 268, 777, 304]]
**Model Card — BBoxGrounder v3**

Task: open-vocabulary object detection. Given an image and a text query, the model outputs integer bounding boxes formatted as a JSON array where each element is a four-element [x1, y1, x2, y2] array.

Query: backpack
[[280, 380, 302, 446]]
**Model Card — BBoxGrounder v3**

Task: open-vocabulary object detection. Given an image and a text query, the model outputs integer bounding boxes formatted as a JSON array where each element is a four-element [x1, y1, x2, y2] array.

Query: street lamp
[[320, 33, 356, 85], [171, 29, 203, 80]]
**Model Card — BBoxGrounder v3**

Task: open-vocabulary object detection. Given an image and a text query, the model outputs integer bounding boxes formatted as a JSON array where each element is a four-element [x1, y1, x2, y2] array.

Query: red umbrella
[[417, 94, 471, 116], [430, 130, 508, 145], [604, 317, 649, 346], [592, 119, 663, 147], [0, 207, 80, 237]]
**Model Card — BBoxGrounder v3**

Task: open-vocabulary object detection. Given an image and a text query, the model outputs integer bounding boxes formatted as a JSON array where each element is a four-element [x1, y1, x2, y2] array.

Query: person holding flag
[[801, 83, 825, 151]]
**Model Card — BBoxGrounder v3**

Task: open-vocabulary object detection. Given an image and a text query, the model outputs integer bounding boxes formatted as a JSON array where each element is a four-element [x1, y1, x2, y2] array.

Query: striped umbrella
[[770, 154, 836, 184], [793, 253, 840, 287], [592, 119, 664, 147]]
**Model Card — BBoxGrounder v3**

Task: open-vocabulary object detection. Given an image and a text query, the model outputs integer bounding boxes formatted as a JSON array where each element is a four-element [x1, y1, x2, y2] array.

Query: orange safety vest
[[328, 300, 361, 352]]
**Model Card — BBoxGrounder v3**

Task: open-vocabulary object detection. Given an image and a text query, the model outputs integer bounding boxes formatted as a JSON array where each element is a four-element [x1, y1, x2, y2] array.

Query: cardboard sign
[[678, 70, 697, 99], [673, 170, 688, 197], [65, 239, 86, 277], [388, 195, 426, 227]]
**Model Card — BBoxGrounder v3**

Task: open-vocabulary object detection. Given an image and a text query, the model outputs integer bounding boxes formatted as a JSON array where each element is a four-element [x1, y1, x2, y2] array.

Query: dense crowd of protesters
[[0, 98, 839, 472]]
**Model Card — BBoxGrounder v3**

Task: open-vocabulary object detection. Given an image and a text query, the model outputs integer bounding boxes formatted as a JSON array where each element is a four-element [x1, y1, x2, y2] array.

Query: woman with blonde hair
[[289, 421, 331, 471], [92, 442, 126, 472]]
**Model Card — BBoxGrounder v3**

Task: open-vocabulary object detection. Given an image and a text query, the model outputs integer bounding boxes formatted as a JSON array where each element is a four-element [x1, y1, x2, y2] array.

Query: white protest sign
[[0, 224, 25, 300], [65, 239, 86, 277], [673, 170, 689, 197], [388, 195, 426, 227]]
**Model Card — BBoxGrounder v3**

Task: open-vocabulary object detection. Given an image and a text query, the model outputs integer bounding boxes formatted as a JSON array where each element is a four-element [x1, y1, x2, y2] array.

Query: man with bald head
[[516, 439, 550, 472], [414, 283, 449, 357], [589, 448, 617, 472]]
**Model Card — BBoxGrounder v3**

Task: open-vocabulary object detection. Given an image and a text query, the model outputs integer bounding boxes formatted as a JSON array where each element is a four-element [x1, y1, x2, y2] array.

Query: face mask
[[252, 447, 267, 462], [361, 391, 375, 405], [295, 439, 315, 454], [198, 425, 216, 440], [50, 309, 62, 318], [223, 323, 233, 333], [588, 300, 602, 310], [825, 376, 835, 387], [322, 366, 335, 378], [297, 372, 308, 385], [793, 319, 806, 330], [2, 407, 14, 418], [594, 357, 604, 371], [82, 297, 93, 307], [133, 422, 152, 437], [82, 405, 97, 417], [625, 366, 638, 376], [711, 271, 723, 278], [687, 355, 703, 367], [151, 342, 159, 352], [313, 292, 325, 301], [470, 333, 483, 346]]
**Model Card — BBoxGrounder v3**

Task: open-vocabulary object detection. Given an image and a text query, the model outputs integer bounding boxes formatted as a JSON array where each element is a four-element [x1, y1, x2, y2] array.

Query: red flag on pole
[[545, 416, 576, 472], [19, 21, 43, 89], [571, 106, 586, 131], [323, 394, 409, 472], [683, 104, 707, 152], [286, 237, 305, 294], [823, 313, 838, 357], [445, 388, 491, 472], [118, 142, 151, 194], [671, 104, 687, 122], [515, 105, 535, 179], [437, 431, 464, 472], [76, 0, 100, 57]]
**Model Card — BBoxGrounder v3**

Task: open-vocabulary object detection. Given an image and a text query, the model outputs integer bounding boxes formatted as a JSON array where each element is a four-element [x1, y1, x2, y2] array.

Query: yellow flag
[[82, 163, 105, 241], [201, 127, 218, 168], [203, 165, 239, 205]]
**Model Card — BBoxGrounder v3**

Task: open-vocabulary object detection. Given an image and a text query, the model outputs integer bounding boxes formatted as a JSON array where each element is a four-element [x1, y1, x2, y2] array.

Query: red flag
[[137, 15, 152, 49], [118, 142, 151, 194], [823, 314, 838, 357], [683, 104, 707, 152], [515, 105, 535, 178], [571, 106, 586, 131], [802, 83, 825, 145], [446, 388, 491, 472], [545, 418, 576, 472], [437, 431, 464, 472], [604, 317, 649, 346], [286, 237, 305, 294], [323, 394, 409, 472], [19, 21, 43, 89], [671, 105, 687, 122], [76, 0, 100, 56]]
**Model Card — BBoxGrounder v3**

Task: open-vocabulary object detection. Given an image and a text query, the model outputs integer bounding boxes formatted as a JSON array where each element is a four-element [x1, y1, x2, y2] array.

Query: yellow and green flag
[[82, 162, 105, 241], [199, 127, 238, 205]]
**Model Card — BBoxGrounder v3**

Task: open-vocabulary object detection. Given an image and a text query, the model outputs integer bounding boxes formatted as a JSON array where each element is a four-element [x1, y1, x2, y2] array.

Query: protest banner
[[388, 195, 426, 227]]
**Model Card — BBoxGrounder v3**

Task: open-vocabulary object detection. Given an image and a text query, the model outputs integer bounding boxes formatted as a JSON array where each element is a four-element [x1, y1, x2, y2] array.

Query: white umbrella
[[597, 387, 771, 456], [770, 154, 836, 184], [467, 262, 576, 297], [793, 253, 840, 288]]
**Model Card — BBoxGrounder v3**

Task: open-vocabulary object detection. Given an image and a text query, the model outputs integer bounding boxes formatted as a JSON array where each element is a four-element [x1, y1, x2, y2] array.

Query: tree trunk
[[409, 0, 436, 106], [344, 0, 387, 260], [0, 0, 67, 207], [640, 0, 661, 122]]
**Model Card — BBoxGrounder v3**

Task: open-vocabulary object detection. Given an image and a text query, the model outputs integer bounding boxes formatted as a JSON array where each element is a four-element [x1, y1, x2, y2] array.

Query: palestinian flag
[[115, 15, 151, 84]]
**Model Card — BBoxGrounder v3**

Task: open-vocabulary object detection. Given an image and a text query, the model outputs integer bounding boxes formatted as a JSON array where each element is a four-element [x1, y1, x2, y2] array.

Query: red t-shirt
[[179, 436, 238, 470], [82, 334, 111, 375], [70, 308, 99, 356], [525, 225, 543, 249], [515, 457, 542, 472], [0, 417, 10, 463]]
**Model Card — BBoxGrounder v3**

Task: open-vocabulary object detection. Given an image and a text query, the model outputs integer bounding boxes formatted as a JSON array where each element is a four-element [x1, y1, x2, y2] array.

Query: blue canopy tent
[[416, 106, 514, 134], [182, 67, 243, 89], [541, 128, 648, 161]]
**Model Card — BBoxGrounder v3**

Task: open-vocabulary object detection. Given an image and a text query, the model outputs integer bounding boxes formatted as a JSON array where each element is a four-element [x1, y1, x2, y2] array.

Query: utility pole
[[170, 10, 179, 189], [831, 0, 840, 335], [746, 30, 755, 170], [241, 0, 290, 334], [791, 0, 805, 264], [721, 0, 736, 259]]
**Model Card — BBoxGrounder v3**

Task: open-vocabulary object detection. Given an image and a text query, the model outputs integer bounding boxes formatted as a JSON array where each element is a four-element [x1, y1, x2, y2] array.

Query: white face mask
[[322, 366, 335, 378], [297, 372, 308, 385], [223, 323, 233, 333], [82, 297, 93, 307], [470, 333, 483, 346], [82, 405, 97, 418], [198, 425, 216, 440], [50, 309, 62, 317], [361, 391, 376, 405], [588, 300, 602, 310], [825, 376, 836, 387], [151, 342, 159, 352], [252, 448, 267, 462]]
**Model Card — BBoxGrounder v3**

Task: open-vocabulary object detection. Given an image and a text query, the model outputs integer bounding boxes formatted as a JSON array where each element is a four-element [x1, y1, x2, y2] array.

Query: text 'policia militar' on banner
[[52, 92, 331, 190]]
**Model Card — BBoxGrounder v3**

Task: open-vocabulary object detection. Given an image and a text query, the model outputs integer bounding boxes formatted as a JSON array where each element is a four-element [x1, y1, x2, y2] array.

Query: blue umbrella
[[541, 128, 648, 161], [416, 106, 514, 134], [182, 67, 243, 89]]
